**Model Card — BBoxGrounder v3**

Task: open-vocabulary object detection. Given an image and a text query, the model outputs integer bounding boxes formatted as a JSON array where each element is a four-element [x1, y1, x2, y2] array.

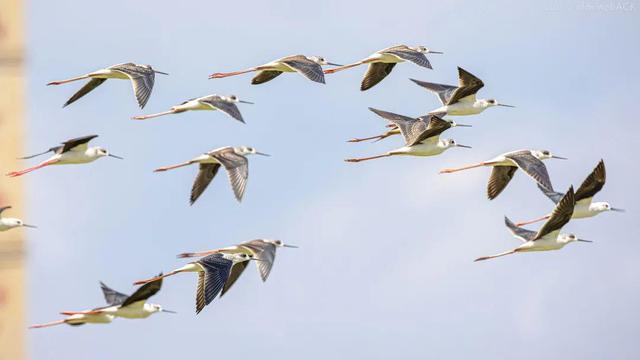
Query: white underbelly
[[442, 103, 483, 116], [58, 152, 95, 164], [572, 205, 595, 219], [370, 53, 404, 64], [392, 143, 443, 157]]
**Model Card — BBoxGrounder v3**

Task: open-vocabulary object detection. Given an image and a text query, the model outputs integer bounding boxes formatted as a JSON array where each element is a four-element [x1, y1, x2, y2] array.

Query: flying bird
[[154, 146, 268, 204], [0, 206, 36, 231], [6, 135, 122, 177], [324, 45, 442, 91], [133, 253, 254, 314], [410, 67, 514, 116], [348, 110, 470, 143], [475, 186, 591, 261], [47, 62, 168, 108], [177, 239, 297, 290], [132, 94, 253, 123], [516, 160, 624, 226], [439, 149, 565, 200], [345, 108, 470, 163], [209, 55, 341, 84], [29, 278, 172, 329]]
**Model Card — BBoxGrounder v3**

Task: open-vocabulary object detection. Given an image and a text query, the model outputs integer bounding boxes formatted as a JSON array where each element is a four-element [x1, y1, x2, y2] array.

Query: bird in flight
[[153, 146, 269, 204], [133, 94, 253, 123], [411, 66, 514, 116], [47, 62, 167, 108], [209, 55, 341, 85], [6, 135, 122, 177], [324, 44, 442, 91], [0, 206, 36, 232], [475, 186, 591, 261]]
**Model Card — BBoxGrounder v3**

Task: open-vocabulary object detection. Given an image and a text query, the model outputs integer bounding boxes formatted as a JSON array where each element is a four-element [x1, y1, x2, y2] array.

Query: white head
[[222, 95, 253, 105], [558, 233, 592, 245], [1, 217, 36, 230], [531, 149, 566, 161], [590, 201, 625, 213], [145, 303, 176, 315], [142, 64, 169, 75], [410, 46, 442, 54], [90, 147, 123, 160], [440, 139, 472, 150], [264, 239, 298, 248], [225, 252, 254, 263], [234, 146, 270, 157], [307, 56, 342, 67], [479, 99, 515, 109]]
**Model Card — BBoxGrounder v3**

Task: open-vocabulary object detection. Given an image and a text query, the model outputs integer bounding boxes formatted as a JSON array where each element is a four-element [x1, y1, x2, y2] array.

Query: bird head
[[559, 233, 592, 245], [307, 56, 342, 67], [591, 201, 625, 213], [531, 150, 566, 161], [3, 217, 36, 229], [147, 303, 176, 314], [235, 146, 270, 157], [226, 252, 254, 263], [265, 239, 298, 248], [93, 147, 124, 160], [144, 64, 169, 75], [481, 99, 515, 109], [410, 45, 442, 54], [222, 95, 253, 105], [442, 139, 472, 150]]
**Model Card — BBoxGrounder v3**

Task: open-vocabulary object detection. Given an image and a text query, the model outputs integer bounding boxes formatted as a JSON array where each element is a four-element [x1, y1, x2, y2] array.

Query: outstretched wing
[[506, 152, 553, 191], [409, 78, 458, 105], [281, 56, 326, 84], [63, 78, 107, 108], [383, 47, 432, 69], [242, 240, 277, 282], [111, 63, 156, 108], [220, 261, 250, 297], [504, 217, 536, 242], [487, 166, 518, 200], [251, 70, 283, 85], [213, 151, 249, 202], [574, 160, 606, 203], [447, 67, 484, 105], [361, 63, 396, 91], [195, 255, 232, 314], [534, 187, 575, 240], [190, 163, 221, 205], [368, 108, 426, 145], [121, 276, 163, 308], [0, 206, 12, 216], [99, 282, 129, 306], [199, 96, 245, 123], [537, 183, 564, 204], [60, 134, 99, 153]]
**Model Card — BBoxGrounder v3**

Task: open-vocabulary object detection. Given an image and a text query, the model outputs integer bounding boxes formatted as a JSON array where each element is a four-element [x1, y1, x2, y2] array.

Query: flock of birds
[[0, 44, 623, 329]]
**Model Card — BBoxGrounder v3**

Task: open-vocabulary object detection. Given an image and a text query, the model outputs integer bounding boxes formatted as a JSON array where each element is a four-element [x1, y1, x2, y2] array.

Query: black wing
[[251, 70, 283, 85], [506, 152, 553, 191], [537, 183, 564, 204], [200, 96, 245, 123], [63, 78, 107, 108], [282, 57, 326, 84], [195, 254, 232, 314], [447, 67, 484, 105], [190, 163, 221, 205], [409, 78, 457, 105], [99, 282, 129, 306], [60, 135, 99, 153], [121, 275, 163, 307], [574, 160, 606, 202], [220, 261, 250, 297], [213, 151, 249, 202], [504, 217, 536, 242], [0, 206, 12, 216], [361, 63, 396, 91], [242, 240, 277, 282], [384, 48, 432, 69], [368, 108, 426, 145], [535, 186, 575, 240], [487, 166, 518, 200]]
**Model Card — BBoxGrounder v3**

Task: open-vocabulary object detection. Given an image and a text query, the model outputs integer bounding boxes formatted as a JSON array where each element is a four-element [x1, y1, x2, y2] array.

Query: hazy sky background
[[13, 0, 640, 358]]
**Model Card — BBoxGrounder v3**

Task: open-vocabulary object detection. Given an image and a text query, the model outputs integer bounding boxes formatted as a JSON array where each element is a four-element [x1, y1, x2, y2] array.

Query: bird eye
[[543, 151, 549, 155]]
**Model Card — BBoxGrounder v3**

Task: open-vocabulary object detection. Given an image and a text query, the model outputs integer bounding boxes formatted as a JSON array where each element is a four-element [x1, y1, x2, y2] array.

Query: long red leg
[[47, 75, 90, 85], [324, 61, 366, 74], [344, 154, 391, 163], [133, 270, 181, 286], [29, 319, 67, 329], [154, 161, 193, 172], [439, 162, 487, 174], [515, 215, 551, 227], [208, 68, 256, 79], [474, 249, 517, 262], [176, 250, 218, 259], [132, 109, 177, 120], [6, 159, 59, 177]]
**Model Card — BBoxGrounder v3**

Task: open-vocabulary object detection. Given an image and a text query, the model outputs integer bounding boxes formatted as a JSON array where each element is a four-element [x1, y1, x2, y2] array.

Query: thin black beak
[[577, 239, 593, 243], [154, 70, 169, 75], [161, 309, 177, 314], [455, 124, 472, 127], [108, 154, 124, 160], [497, 104, 515, 108], [551, 155, 567, 160], [327, 62, 343, 67], [23, 224, 37, 228], [283, 244, 298, 248], [255, 152, 270, 157], [611, 207, 625, 212], [239, 100, 254, 104], [457, 144, 472, 149], [428, 51, 444, 54]]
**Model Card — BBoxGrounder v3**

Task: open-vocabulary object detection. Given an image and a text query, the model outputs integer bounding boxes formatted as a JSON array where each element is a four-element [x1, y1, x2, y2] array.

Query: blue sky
[[15, 0, 640, 358]]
